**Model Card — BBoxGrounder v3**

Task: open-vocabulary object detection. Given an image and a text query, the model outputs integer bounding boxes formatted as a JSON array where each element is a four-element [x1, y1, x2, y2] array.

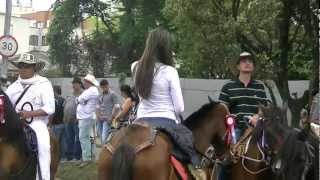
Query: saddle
[[104, 124, 158, 155]]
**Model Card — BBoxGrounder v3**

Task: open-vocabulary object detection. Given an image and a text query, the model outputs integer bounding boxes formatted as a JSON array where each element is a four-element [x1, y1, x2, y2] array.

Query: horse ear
[[208, 96, 213, 103]]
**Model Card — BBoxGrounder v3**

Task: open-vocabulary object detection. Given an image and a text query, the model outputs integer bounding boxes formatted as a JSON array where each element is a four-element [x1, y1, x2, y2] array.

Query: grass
[[55, 161, 98, 180]]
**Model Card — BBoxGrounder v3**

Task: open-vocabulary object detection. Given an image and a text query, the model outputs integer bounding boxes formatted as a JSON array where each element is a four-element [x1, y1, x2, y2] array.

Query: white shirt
[[6, 75, 55, 124], [76, 86, 99, 119], [137, 63, 184, 122]]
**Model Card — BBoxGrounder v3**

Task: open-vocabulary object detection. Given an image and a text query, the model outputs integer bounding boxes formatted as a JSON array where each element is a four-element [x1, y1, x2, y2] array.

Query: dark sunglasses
[[17, 63, 35, 69], [239, 59, 254, 64]]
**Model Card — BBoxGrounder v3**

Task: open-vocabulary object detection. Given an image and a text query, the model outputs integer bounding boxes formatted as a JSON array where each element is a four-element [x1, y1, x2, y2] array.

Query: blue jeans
[[136, 117, 201, 167], [97, 120, 111, 144], [101, 121, 111, 144], [52, 123, 66, 159], [65, 121, 82, 160], [96, 120, 103, 138], [235, 128, 244, 141], [78, 119, 94, 161]]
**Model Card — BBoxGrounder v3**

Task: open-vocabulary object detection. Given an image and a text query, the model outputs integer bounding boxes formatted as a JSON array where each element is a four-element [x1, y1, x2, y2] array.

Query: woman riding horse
[[98, 27, 230, 180], [98, 98, 229, 180]]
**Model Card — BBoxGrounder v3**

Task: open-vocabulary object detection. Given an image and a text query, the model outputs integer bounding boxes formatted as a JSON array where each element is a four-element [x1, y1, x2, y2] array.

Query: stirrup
[[188, 165, 207, 180]]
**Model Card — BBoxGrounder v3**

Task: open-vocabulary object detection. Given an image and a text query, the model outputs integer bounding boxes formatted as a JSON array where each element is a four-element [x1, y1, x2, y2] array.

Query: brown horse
[[227, 130, 273, 180], [0, 90, 59, 180], [228, 105, 319, 180], [98, 100, 229, 180]]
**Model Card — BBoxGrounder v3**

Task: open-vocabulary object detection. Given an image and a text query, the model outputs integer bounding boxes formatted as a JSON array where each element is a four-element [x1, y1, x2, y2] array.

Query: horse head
[[256, 104, 317, 180], [0, 88, 24, 140], [183, 97, 229, 157]]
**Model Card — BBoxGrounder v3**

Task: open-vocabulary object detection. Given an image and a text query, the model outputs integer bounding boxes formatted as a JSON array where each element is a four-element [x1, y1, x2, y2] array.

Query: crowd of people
[[2, 27, 318, 179], [50, 75, 139, 168]]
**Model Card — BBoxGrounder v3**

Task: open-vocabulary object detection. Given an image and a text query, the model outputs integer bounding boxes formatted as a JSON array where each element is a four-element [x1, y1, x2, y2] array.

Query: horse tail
[[110, 143, 136, 180]]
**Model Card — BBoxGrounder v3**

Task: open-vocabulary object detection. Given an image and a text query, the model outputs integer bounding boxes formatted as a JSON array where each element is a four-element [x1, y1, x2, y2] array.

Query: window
[[42, 36, 47, 46], [29, 35, 38, 46]]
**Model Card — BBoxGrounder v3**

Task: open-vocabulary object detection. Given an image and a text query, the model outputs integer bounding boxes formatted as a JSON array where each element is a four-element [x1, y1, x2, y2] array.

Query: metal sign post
[[0, 0, 13, 81]]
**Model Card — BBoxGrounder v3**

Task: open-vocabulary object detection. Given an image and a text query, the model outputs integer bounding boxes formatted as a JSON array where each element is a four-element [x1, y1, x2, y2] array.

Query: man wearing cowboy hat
[[219, 52, 268, 140], [6, 53, 55, 180], [76, 74, 99, 166]]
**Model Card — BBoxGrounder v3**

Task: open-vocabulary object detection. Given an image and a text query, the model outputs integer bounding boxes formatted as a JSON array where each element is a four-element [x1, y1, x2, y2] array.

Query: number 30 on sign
[[0, 35, 18, 57]]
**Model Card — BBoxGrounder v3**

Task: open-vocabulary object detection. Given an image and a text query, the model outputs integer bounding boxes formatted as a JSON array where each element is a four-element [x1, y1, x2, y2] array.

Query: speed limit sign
[[0, 35, 18, 57]]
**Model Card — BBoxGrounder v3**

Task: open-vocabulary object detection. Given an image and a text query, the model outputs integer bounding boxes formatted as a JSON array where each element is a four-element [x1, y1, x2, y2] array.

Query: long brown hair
[[135, 28, 173, 99]]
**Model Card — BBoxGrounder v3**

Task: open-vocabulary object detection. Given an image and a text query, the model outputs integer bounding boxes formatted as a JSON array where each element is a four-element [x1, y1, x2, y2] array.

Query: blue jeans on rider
[[235, 128, 245, 141], [52, 123, 67, 160], [135, 117, 202, 167], [65, 121, 82, 160]]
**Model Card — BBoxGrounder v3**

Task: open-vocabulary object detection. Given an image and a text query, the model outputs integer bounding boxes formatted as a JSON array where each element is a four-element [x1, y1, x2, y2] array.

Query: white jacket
[[76, 86, 99, 119], [6, 75, 55, 124], [137, 63, 184, 122]]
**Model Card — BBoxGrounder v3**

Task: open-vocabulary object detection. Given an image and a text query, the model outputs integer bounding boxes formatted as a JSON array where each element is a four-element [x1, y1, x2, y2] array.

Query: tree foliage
[[164, 0, 319, 126], [47, 0, 80, 75], [48, 0, 318, 126], [48, 0, 168, 76]]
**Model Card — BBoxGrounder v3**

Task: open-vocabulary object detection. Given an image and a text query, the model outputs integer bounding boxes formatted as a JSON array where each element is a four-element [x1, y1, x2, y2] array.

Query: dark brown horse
[[98, 100, 229, 180], [228, 105, 319, 180], [0, 90, 59, 180]]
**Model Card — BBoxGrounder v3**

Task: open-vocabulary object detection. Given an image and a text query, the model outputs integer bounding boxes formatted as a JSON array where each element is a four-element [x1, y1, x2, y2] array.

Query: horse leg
[[50, 133, 59, 180]]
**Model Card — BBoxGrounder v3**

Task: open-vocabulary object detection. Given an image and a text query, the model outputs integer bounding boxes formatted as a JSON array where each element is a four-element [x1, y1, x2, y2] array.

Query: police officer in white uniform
[[6, 53, 55, 180]]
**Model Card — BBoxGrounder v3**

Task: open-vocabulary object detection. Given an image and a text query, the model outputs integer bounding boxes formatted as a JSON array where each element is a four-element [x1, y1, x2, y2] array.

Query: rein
[[20, 102, 34, 124], [230, 129, 271, 175]]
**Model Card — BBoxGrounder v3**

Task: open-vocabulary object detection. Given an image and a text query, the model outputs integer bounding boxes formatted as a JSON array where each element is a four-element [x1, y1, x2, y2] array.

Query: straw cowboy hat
[[83, 74, 99, 86], [12, 53, 45, 71]]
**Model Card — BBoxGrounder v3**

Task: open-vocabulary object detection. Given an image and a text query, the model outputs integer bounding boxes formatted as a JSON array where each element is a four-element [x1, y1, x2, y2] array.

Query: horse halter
[[224, 114, 237, 146], [0, 95, 6, 124]]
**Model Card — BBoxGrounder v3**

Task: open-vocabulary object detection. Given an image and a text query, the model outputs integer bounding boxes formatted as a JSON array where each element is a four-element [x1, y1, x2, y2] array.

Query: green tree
[[165, 0, 319, 126], [48, 0, 169, 76], [47, 0, 80, 76]]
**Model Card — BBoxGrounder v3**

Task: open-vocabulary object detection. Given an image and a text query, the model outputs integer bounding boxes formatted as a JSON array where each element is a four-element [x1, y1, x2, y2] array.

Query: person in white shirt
[[6, 53, 55, 180], [134, 28, 201, 168], [76, 74, 99, 166]]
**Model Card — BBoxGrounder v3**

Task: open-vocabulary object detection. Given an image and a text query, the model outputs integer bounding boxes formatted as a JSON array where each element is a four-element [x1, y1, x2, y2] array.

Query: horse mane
[[0, 88, 24, 140], [251, 104, 319, 179], [183, 100, 220, 130], [251, 105, 288, 144]]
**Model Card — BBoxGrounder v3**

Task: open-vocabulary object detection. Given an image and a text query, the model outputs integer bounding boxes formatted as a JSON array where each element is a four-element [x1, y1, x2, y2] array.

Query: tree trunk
[[276, 0, 296, 125]]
